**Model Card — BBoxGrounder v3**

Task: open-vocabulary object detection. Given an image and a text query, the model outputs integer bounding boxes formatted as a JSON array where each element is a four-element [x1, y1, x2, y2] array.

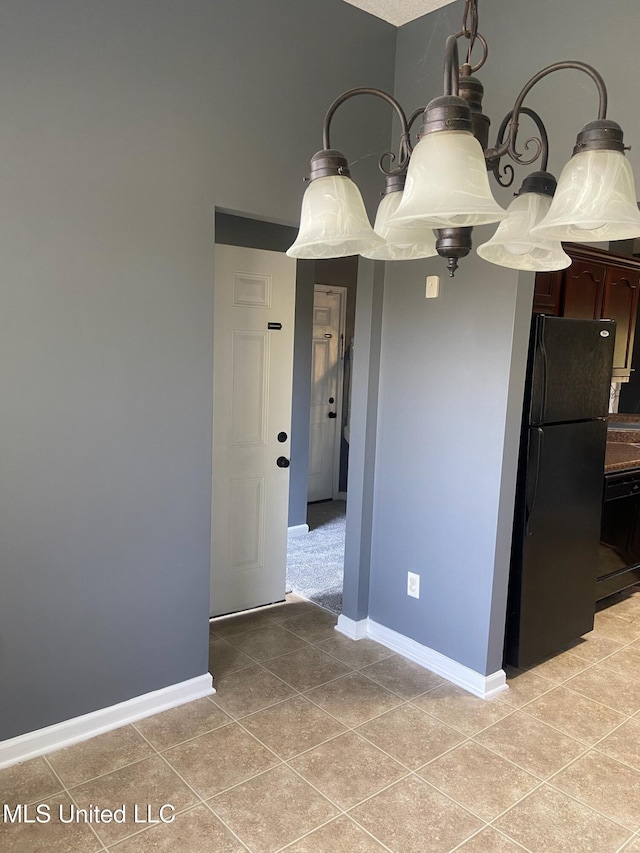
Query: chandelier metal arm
[[484, 61, 608, 169], [443, 35, 461, 97], [322, 87, 412, 176], [488, 106, 549, 187]]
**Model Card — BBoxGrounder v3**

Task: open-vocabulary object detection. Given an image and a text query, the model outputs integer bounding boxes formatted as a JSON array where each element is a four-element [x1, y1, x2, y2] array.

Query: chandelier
[[287, 0, 640, 276]]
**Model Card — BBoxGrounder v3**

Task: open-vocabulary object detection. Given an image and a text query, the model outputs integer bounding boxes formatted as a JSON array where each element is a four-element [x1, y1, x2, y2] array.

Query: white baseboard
[[367, 620, 507, 699], [336, 616, 507, 699], [335, 614, 369, 640], [288, 523, 309, 537], [0, 673, 214, 770]]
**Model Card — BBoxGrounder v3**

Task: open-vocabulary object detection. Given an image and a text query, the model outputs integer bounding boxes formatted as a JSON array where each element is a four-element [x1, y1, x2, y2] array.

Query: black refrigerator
[[504, 314, 615, 668]]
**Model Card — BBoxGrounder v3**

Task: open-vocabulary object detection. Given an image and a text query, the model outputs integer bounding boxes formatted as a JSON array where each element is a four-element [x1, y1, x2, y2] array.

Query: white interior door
[[308, 285, 346, 503], [211, 244, 296, 617]]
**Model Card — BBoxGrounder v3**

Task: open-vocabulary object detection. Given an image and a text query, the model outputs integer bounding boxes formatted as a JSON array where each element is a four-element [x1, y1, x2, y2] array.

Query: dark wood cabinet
[[532, 270, 563, 315], [602, 266, 640, 378], [562, 258, 606, 320], [533, 244, 640, 381]]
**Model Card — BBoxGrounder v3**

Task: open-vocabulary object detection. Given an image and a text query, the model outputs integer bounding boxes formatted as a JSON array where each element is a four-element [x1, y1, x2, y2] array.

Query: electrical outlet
[[425, 275, 440, 299], [407, 571, 420, 599]]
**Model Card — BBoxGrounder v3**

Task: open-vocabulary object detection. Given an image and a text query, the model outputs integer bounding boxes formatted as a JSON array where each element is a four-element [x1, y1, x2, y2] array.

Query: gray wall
[[366, 0, 640, 676], [368, 251, 529, 674], [0, 0, 396, 740]]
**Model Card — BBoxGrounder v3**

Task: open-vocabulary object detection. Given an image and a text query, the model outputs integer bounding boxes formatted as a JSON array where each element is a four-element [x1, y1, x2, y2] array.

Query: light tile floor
[[3, 588, 640, 852]]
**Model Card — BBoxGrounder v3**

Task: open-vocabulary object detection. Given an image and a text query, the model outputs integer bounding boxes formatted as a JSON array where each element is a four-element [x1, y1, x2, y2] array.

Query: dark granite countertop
[[608, 413, 640, 423], [605, 442, 640, 473], [607, 429, 640, 444], [606, 415, 640, 472]]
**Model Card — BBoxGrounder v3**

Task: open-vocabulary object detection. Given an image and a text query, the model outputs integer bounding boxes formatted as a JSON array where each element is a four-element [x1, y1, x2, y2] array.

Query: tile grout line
[[141, 728, 254, 853], [531, 677, 640, 718], [340, 768, 496, 846], [198, 719, 354, 851], [49, 716, 255, 851], [197, 798, 254, 853], [448, 824, 534, 853], [273, 813, 397, 853], [525, 700, 637, 749], [483, 772, 637, 851], [543, 765, 640, 835], [492, 775, 638, 844], [232, 698, 417, 808], [515, 702, 629, 745], [77, 725, 211, 850], [42, 753, 109, 853], [481, 736, 639, 843]]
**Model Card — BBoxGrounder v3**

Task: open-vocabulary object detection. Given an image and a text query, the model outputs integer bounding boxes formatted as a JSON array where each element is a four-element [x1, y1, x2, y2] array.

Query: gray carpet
[[286, 500, 345, 614]]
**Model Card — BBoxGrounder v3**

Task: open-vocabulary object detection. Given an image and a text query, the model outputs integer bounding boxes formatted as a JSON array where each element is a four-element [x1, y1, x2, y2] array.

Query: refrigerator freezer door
[[505, 418, 606, 667], [529, 315, 615, 425]]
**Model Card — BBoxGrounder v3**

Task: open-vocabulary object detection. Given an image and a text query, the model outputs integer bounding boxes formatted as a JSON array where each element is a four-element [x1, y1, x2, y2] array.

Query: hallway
[[286, 501, 346, 614]]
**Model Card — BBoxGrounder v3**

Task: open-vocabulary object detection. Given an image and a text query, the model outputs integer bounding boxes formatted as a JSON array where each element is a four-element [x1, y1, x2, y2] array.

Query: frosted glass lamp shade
[[362, 191, 437, 260], [286, 175, 383, 259], [388, 131, 506, 228], [531, 149, 640, 242], [477, 193, 572, 271]]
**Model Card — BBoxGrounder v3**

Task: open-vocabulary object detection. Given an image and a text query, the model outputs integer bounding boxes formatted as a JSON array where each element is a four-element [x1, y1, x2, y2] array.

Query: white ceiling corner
[[341, 0, 458, 27]]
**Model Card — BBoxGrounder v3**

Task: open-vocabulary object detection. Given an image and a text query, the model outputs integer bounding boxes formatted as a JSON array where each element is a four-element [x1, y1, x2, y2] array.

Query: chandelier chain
[[461, 0, 479, 65]]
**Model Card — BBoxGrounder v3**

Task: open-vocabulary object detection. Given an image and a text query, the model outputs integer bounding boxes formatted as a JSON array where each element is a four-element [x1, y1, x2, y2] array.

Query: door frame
[[311, 283, 348, 501], [210, 213, 375, 626]]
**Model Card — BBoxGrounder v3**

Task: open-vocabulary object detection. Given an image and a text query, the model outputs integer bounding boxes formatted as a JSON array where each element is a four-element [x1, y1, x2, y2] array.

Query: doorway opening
[[211, 211, 357, 620], [308, 284, 348, 503], [287, 260, 358, 615], [286, 499, 346, 613]]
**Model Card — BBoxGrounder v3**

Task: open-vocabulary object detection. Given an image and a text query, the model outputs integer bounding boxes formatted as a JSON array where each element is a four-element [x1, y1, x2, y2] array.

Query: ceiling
[[342, 0, 457, 27]]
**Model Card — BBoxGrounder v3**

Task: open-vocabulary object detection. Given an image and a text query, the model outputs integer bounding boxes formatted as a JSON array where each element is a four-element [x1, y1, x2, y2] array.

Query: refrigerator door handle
[[525, 428, 544, 537], [535, 316, 548, 424]]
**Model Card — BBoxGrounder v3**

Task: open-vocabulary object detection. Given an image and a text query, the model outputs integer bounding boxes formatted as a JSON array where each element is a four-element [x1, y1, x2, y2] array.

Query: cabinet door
[[601, 266, 640, 378], [562, 259, 606, 319], [533, 270, 564, 314]]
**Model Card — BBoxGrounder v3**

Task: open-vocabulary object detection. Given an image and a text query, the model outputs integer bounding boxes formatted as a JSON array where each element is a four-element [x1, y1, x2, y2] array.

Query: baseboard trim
[[335, 614, 369, 640], [0, 673, 214, 769], [336, 616, 507, 699], [288, 523, 309, 537], [367, 620, 507, 699]]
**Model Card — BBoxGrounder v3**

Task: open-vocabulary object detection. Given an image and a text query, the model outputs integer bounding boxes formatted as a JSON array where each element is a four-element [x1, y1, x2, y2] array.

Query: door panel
[[211, 245, 296, 617], [562, 259, 605, 319], [231, 330, 268, 444], [602, 267, 640, 376]]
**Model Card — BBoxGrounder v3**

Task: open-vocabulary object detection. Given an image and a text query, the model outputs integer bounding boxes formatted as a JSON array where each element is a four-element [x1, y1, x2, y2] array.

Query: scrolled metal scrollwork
[[485, 62, 607, 175], [486, 106, 549, 187]]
